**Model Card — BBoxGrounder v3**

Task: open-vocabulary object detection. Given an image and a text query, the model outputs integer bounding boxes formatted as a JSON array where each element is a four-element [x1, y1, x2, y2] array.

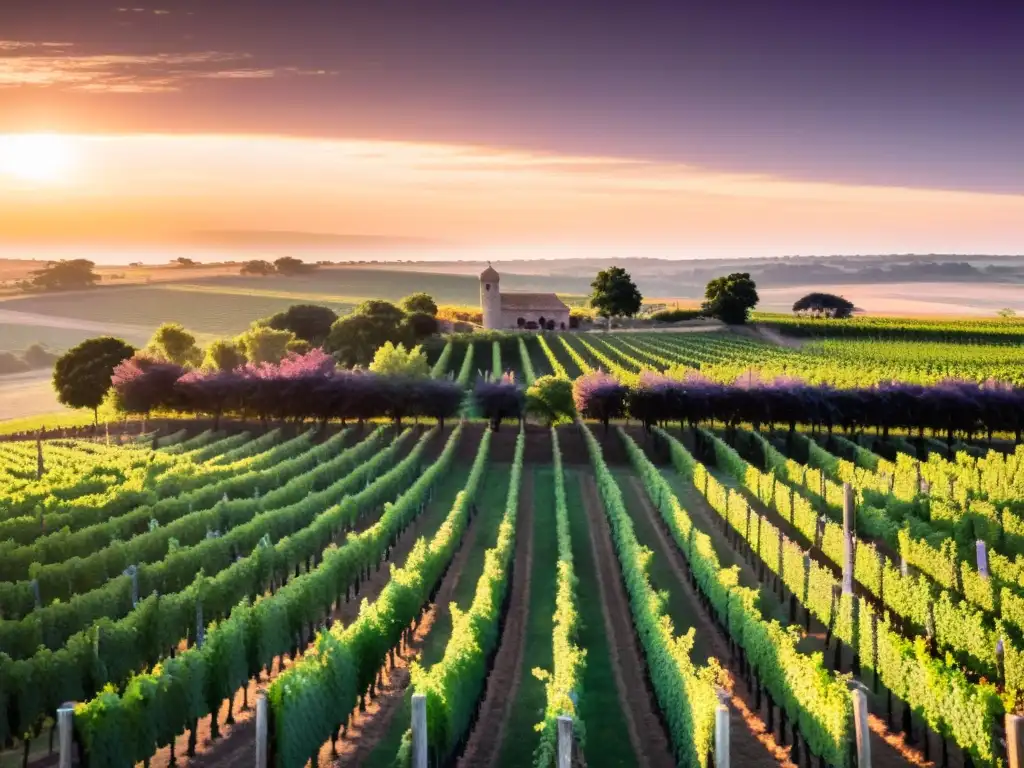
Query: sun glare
[[0, 133, 75, 184]]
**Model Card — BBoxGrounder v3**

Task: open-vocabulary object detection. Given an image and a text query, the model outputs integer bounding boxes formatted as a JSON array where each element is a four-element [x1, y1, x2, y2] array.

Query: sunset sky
[[1, 0, 1023, 258]]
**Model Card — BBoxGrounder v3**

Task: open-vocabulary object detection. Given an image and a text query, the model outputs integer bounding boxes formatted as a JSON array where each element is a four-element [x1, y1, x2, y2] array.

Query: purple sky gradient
[[2, 0, 1023, 193]]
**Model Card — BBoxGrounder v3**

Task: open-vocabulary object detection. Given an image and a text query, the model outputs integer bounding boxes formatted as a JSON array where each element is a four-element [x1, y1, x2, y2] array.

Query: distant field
[[0, 286, 350, 337], [195, 266, 590, 304], [757, 282, 1023, 316], [0, 322, 150, 353], [0, 371, 62, 421]]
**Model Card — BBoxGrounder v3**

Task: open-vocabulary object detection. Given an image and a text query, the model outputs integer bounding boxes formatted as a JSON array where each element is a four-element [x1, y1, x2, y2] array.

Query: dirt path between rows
[[578, 474, 675, 768], [330, 484, 493, 766], [146, 440, 462, 768], [456, 470, 535, 768], [625, 475, 793, 768]]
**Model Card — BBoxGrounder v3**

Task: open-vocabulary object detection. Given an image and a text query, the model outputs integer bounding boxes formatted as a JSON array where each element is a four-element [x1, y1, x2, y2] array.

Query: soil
[[665, 428, 954, 768], [325, 469, 494, 767], [456, 470, 535, 767], [624, 474, 792, 768], [578, 474, 675, 768]]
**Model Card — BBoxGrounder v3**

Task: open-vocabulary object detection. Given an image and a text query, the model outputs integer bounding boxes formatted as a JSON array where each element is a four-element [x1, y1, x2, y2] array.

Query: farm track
[[325, 467, 492, 767], [668, 429, 943, 768], [578, 472, 675, 768], [143, 438, 468, 768], [456, 468, 535, 768], [619, 472, 787, 768]]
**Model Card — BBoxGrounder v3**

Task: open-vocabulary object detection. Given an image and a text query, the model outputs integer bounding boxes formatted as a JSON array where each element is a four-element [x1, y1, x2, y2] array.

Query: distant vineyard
[[434, 330, 1024, 387]]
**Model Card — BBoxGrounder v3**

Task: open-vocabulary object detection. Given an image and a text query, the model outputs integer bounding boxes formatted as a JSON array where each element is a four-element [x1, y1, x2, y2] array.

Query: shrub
[[526, 375, 576, 425], [650, 308, 703, 323], [22, 343, 58, 369]]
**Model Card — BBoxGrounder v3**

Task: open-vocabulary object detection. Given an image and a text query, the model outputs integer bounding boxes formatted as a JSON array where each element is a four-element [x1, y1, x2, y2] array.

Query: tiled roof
[[499, 292, 569, 311]]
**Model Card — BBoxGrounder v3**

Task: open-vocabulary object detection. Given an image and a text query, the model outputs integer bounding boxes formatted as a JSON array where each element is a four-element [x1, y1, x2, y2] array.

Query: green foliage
[[628, 428, 853, 766], [29, 259, 99, 291], [518, 336, 537, 384], [456, 341, 475, 386], [265, 304, 339, 345], [430, 340, 453, 378], [202, 339, 247, 371], [326, 300, 410, 367], [702, 272, 759, 324], [236, 325, 296, 364], [147, 323, 202, 367], [534, 427, 586, 766], [580, 422, 718, 768], [240, 259, 275, 276], [792, 292, 855, 319], [409, 428, 525, 765], [536, 335, 568, 379], [588, 266, 642, 320], [64, 424, 455, 766], [401, 311, 440, 342], [368, 341, 429, 377], [269, 426, 491, 768], [650, 308, 703, 323], [274, 256, 313, 275], [53, 337, 137, 418], [526, 376, 576, 426], [681, 428, 1005, 764], [401, 292, 439, 316]]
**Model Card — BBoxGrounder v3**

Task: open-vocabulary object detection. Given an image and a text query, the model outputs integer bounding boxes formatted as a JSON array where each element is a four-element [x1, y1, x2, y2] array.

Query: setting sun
[[0, 133, 75, 184]]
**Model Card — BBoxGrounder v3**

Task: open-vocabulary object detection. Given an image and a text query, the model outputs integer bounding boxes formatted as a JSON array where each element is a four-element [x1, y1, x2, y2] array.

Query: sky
[[1, 0, 1023, 258]]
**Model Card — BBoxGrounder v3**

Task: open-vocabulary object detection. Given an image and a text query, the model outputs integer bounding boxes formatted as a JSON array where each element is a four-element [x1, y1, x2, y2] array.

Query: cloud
[[0, 43, 333, 93]]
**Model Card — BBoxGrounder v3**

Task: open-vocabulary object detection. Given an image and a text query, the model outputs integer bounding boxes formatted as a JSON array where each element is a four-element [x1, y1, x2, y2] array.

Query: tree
[[202, 339, 247, 371], [146, 323, 202, 366], [526, 375, 576, 426], [274, 256, 312, 275], [22, 343, 58, 369], [29, 259, 99, 291], [792, 292, 855, 319], [997, 308, 1017, 320], [240, 260, 275, 276], [53, 337, 136, 421], [236, 326, 296, 364], [401, 311, 439, 342], [368, 342, 429, 377], [702, 272, 759, 325], [173, 257, 197, 267], [325, 300, 408, 366], [265, 304, 338, 345], [400, 292, 438, 316], [589, 266, 642, 324]]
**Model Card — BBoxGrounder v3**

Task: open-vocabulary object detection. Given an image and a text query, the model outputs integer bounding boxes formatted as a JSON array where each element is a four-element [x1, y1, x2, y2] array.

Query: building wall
[[481, 280, 501, 330], [499, 308, 570, 330]]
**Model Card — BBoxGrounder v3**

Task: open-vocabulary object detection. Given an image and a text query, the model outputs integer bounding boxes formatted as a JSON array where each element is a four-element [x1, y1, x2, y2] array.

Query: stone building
[[480, 264, 570, 331]]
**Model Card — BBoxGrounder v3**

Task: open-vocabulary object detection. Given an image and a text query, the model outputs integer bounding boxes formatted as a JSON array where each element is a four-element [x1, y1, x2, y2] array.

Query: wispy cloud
[[115, 8, 172, 15], [0, 42, 333, 93]]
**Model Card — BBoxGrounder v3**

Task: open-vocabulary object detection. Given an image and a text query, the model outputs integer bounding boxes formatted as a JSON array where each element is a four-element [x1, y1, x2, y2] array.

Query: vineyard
[[0, 324, 1022, 768], [0, 408, 1021, 768], [428, 331, 1024, 388]]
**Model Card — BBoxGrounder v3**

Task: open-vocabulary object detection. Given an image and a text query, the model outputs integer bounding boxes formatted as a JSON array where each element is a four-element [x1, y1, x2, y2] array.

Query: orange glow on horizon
[[0, 131, 1022, 256]]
